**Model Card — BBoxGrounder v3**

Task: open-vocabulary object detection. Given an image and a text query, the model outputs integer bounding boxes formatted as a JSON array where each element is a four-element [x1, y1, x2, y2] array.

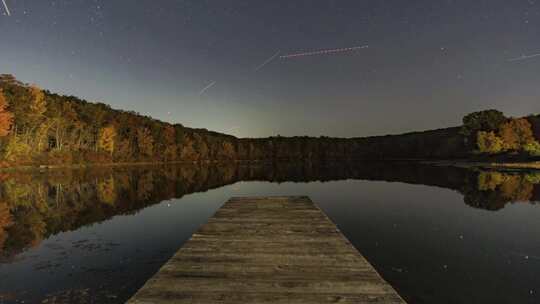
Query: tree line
[[461, 109, 540, 156], [0, 74, 241, 166], [1, 74, 540, 166]]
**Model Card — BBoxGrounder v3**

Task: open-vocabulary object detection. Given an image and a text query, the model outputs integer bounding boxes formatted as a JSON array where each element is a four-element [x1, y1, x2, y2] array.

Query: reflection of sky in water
[[1, 176, 540, 303]]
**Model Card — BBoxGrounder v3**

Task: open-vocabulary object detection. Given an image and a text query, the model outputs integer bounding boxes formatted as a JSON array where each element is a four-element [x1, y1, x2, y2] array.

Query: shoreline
[[1, 159, 540, 173], [422, 160, 540, 171], [0, 160, 270, 173]]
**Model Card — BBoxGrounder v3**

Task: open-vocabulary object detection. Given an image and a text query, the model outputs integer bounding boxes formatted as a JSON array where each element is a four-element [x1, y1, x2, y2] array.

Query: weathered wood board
[[127, 196, 406, 303]]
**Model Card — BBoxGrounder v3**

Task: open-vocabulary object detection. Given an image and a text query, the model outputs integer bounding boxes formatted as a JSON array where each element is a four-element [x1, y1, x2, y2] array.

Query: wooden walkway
[[128, 196, 406, 303]]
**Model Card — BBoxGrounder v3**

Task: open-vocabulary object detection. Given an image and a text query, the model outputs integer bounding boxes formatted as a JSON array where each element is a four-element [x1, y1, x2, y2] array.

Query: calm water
[[0, 162, 539, 304]]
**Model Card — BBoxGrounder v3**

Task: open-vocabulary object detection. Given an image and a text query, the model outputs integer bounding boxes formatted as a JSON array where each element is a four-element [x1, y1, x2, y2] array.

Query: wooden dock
[[128, 196, 406, 303]]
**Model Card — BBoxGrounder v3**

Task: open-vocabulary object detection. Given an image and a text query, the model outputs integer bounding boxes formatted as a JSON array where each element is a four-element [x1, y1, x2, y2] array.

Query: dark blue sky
[[1, 0, 539, 137]]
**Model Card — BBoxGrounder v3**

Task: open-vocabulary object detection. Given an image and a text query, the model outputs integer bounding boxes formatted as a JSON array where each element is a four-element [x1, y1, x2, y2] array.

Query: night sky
[[1, 0, 539, 138]]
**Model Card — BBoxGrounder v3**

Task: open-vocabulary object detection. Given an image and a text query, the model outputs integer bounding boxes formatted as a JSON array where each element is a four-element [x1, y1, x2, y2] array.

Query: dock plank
[[128, 196, 406, 303]]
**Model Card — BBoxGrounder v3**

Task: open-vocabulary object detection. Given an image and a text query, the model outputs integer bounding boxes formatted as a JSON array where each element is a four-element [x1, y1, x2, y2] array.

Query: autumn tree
[[137, 127, 154, 157], [97, 176, 116, 205], [523, 141, 540, 156], [48, 101, 78, 150], [98, 125, 117, 156], [0, 201, 13, 250], [28, 85, 47, 123], [115, 139, 133, 161], [163, 125, 176, 146], [525, 172, 540, 184], [499, 175, 533, 202], [478, 171, 505, 191], [137, 172, 155, 200], [498, 118, 534, 151], [0, 89, 14, 137], [14, 85, 48, 144], [3, 136, 32, 162], [89, 103, 111, 151], [219, 141, 236, 159], [162, 125, 177, 160], [477, 131, 504, 154]]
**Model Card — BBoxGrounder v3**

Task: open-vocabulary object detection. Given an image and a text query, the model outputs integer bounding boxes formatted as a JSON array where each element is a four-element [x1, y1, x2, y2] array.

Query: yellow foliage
[[98, 125, 116, 156], [476, 131, 504, 154], [478, 171, 505, 191], [477, 172, 535, 202], [29, 85, 47, 117], [524, 173, 540, 184], [0, 89, 14, 137], [523, 140, 540, 156], [97, 176, 116, 205], [4, 136, 32, 162]]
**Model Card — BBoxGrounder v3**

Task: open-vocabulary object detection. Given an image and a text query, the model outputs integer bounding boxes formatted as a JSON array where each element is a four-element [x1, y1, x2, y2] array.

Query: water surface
[[0, 162, 539, 303]]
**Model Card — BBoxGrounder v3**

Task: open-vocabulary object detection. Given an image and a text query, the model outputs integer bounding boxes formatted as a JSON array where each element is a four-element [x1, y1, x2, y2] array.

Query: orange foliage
[[163, 125, 176, 145], [0, 202, 13, 250], [499, 175, 534, 202], [0, 89, 14, 137], [498, 118, 534, 151]]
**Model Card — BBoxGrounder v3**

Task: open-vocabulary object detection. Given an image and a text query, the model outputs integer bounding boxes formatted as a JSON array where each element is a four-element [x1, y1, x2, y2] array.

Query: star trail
[[280, 45, 369, 59], [508, 53, 540, 62], [1, 0, 10, 16]]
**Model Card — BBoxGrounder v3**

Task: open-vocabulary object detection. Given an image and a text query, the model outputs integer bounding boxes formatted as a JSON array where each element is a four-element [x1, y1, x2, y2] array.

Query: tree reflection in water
[[0, 162, 539, 259]]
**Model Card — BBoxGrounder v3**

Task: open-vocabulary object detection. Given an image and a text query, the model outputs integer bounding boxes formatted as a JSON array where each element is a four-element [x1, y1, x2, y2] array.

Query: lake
[[0, 162, 539, 303]]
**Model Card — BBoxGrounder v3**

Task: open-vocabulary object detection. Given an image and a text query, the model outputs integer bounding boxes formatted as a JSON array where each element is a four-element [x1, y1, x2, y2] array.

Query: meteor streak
[[280, 45, 368, 59], [2, 0, 10, 16], [254, 51, 280, 72], [198, 81, 216, 96], [508, 53, 540, 62]]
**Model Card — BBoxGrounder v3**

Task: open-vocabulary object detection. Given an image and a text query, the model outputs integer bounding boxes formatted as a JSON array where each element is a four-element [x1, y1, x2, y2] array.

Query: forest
[[0, 74, 539, 167]]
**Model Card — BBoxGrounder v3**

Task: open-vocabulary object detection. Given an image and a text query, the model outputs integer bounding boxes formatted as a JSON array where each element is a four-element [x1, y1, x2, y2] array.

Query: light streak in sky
[[1, 0, 10, 16], [280, 45, 369, 59], [254, 51, 280, 72], [508, 53, 540, 62], [198, 81, 216, 96]]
